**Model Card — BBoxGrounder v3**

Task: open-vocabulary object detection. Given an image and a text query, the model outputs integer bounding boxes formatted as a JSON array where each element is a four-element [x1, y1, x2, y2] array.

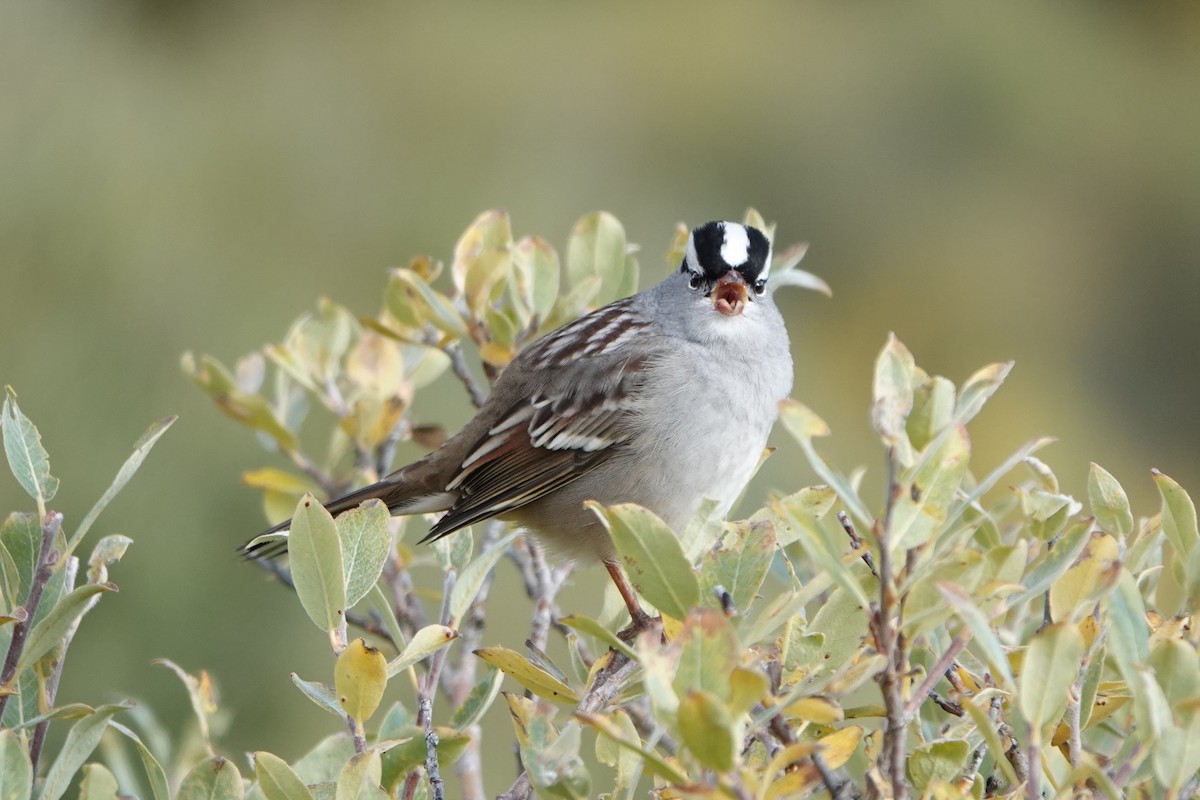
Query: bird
[[244, 220, 794, 632]]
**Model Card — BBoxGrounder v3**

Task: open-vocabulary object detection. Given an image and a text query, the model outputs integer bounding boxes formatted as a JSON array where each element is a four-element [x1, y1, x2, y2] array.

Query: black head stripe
[[683, 221, 772, 283]]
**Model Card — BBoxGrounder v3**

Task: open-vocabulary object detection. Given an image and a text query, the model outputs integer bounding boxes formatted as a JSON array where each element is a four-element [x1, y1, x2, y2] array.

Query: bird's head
[[681, 221, 773, 318]]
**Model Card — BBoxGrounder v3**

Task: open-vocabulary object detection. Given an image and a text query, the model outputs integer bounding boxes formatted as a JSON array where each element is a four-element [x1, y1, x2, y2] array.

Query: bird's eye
[[753, 279, 767, 296], [688, 273, 704, 291]]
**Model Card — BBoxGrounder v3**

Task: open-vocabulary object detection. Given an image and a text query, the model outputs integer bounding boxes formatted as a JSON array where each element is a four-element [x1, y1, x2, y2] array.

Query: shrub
[[4, 211, 1197, 799]]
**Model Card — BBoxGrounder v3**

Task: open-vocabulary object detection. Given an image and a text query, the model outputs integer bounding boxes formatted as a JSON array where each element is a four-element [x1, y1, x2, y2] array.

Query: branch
[[873, 449, 910, 800], [441, 343, 488, 409], [0, 512, 62, 720], [902, 631, 969, 721], [29, 553, 79, 773], [838, 512, 878, 579]]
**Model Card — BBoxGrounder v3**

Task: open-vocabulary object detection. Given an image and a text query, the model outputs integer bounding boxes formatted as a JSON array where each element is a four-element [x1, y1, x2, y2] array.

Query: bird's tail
[[239, 475, 454, 561]]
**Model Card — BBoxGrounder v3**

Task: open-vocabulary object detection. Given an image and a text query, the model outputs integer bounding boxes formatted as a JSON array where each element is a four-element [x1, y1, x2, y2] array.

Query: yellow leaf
[[475, 646, 579, 705], [335, 638, 388, 722], [785, 696, 844, 724]]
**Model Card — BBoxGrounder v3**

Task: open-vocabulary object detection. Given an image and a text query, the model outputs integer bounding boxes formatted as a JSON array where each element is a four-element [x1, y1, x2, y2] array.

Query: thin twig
[[903, 631, 969, 720], [496, 771, 531, 800], [29, 553, 78, 772], [812, 750, 857, 800], [0, 512, 62, 720], [442, 343, 489, 409], [838, 512, 878, 578], [402, 570, 457, 800], [874, 449, 909, 800]]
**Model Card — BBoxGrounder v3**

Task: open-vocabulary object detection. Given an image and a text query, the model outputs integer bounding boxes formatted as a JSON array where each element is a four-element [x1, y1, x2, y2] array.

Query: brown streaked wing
[[420, 354, 649, 540]]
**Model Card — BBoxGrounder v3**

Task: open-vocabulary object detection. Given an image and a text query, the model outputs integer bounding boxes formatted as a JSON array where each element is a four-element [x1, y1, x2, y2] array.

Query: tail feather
[[239, 478, 455, 561]]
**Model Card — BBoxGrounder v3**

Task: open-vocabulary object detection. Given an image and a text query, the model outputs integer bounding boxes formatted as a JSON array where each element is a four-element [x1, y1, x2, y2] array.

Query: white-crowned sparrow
[[246, 220, 794, 628]]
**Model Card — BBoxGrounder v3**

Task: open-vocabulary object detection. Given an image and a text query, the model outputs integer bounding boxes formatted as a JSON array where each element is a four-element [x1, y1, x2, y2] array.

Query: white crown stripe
[[720, 224, 751, 267]]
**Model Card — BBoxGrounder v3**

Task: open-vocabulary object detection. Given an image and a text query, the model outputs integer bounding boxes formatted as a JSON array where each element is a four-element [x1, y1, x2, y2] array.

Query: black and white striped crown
[[682, 221, 772, 283]]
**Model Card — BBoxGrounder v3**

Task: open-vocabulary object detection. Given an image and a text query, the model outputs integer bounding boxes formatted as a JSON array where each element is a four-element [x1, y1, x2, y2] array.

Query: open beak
[[713, 271, 747, 317]]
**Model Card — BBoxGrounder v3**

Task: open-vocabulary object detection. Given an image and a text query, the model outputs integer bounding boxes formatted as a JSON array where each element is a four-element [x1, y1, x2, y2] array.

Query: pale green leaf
[[699, 519, 775, 614], [335, 500, 391, 607], [289, 494, 347, 637], [1087, 463, 1134, 540], [907, 739, 970, 792], [39, 705, 126, 800], [255, 752, 316, 800], [938, 583, 1014, 690], [290, 674, 343, 717], [176, 758, 244, 800], [1153, 718, 1200, 791], [907, 372, 955, 452], [386, 624, 458, 678], [589, 502, 698, 620], [67, 415, 175, 556], [450, 664, 504, 731], [1, 388, 58, 508], [567, 212, 631, 307], [560, 614, 636, 661], [674, 608, 739, 703], [335, 751, 381, 800], [0, 729, 32, 800], [78, 764, 119, 800], [1019, 622, 1083, 731], [889, 424, 970, 552], [14, 582, 113, 676], [86, 534, 132, 585], [108, 721, 171, 800], [951, 361, 1014, 428], [778, 399, 872, 527], [449, 532, 517, 626], [677, 689, 737, 772], [871, 333, 916, 466], [1010, 520, 1092, 608], [511, 235, 561, 322], [1155, 469, 1199, 562], [1107, 570, 1150, 674], [181, 354, 298, 452], [593, 708, 640, 795]]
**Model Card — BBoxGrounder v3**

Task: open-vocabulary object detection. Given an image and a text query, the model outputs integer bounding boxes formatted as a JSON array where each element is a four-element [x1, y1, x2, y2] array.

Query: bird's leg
[[605, 560, 658, 640]]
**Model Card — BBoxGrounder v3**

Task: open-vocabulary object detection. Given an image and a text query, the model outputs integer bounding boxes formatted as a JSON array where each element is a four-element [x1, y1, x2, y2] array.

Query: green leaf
[[1019, 622, 1084, 732], [386, 624, 458, 678], [889, 424, 970, 552], [377, 726, 470, 779], [290, 674, 343, 717], [906, 739, 970, 792], [255, 752, 316, 800], [1049, 533, 1119, 623], [593, 708, 640, 796], [677, 689, 737, 772], [511, 236, 561, 322], [578, 712, 689, 786], [700, 519, 775, 615], [1155, 469, 1199, 562], [807, 588, 870, 679], [474, 646, 579, 705], [13, 582, 114, 676], [78, 764, 119, 800], [1010, 520, 1092, 608], [449, 532, 517, 626], [1088, 463, 1134, 540], [108, 721, 171, 800], [181, 353, 298, 452], [1148, 639, 1200, 708], [386, 269, 469, 340], [1107, 570, 1150, 674], [778, 399, 872, 527], [0, 729, 32, 800], [289, 494, 347, 638], [907, 372, 955, 452], [86, 534, 133, 585], [335, 500, 391, 608], [589, 502, 699, 620], [567, 212, 632, 308], [39, 704, 126, 800], [674, 609, 738, 704], [335, 751, 382, 800], [938, 583, 1014, 691], [1, 387, 59, 508], [951, 361, 1013, 428], [871, 333, 916, 466], [451, 209, 514, 321], [178, 759, 244, 800], [560, 615, 636, 661], [66, 415, 175, 556], [450, 665, 504, 731], [1153, 718, 1200, 792]]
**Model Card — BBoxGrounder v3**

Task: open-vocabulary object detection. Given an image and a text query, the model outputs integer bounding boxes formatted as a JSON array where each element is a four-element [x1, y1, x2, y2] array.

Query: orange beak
[[713, 271, 747, 316]]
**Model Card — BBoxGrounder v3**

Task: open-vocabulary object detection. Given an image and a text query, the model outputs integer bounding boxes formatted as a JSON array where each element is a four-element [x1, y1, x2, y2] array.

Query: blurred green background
[[2, 0, 1198, 789]]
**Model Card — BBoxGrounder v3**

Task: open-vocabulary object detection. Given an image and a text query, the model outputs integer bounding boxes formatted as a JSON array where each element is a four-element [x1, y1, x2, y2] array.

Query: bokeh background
[[2, 0, 1198, 791]]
